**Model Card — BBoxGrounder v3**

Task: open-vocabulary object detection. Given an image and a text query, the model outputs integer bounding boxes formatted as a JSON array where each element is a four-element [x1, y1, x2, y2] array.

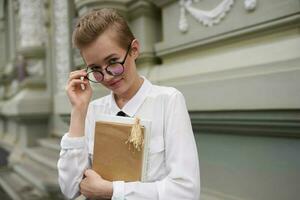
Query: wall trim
[[155, 14, 300, 57], [202, 187, 244, 200], [190, 110, 300, 138], [151, 0, 175, 8]]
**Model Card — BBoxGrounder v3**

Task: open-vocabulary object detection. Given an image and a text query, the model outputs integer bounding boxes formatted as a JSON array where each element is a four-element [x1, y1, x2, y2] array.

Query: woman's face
[[81, 30, 139, 98]]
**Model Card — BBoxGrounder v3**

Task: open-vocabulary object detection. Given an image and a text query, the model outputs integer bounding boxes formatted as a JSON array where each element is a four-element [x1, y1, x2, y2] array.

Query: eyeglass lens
[[87, 63, 124, 82]]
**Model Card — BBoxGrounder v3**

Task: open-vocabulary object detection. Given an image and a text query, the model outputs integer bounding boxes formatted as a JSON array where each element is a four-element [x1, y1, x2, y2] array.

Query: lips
[[108, 79, 122, 88]]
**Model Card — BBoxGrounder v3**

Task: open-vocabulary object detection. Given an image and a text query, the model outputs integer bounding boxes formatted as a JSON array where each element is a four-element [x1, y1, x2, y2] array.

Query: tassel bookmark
[[126, 117, 144, 151]]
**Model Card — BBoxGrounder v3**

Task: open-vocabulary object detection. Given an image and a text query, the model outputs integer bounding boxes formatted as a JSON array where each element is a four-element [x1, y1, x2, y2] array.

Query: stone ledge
[[0, 88, 51, 117], [191, 110, 300, 138], [75, 0, 130, 16], [38, 138, 61, 152], [0, 169, 45, 200], [25, 147, 59, 170], [13, 158, 59, 193], [17, 46, 45, 59], [128, 0, 160, 19], [151, 0, 175, 8]]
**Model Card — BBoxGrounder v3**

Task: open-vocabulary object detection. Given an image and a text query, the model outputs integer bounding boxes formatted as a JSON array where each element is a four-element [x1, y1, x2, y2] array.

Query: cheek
[[125, 60, 136, 75], [122, 64, 132, 77]]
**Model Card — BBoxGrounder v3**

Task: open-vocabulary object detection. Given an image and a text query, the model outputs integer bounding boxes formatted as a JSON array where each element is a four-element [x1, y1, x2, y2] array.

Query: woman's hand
[[80, 169, 113, 199], [66, 69, 92, 137], [66, 69, 92, 112]]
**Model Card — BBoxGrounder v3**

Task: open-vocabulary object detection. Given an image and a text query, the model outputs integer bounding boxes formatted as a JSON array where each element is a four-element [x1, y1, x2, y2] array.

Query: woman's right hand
[[66, 69, 92, 112]]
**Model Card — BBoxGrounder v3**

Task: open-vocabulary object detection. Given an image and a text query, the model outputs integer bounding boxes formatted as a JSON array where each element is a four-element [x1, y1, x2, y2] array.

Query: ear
[[130, 39, 140, 59]]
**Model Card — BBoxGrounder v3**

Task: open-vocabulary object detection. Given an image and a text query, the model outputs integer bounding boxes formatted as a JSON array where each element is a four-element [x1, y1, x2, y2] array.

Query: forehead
[[81, 31, 123, 65]]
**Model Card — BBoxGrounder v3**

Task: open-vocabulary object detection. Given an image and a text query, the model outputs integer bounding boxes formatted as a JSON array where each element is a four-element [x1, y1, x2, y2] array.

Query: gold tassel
[[126, 117, 144, 151]]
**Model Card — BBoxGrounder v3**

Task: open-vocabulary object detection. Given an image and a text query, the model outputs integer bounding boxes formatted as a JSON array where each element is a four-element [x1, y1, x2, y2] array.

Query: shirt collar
[[110, 77, 152, 117]]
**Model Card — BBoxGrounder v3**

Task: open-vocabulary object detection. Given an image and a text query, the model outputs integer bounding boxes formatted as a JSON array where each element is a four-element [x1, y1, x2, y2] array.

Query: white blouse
[[57, 77, 200, 200]]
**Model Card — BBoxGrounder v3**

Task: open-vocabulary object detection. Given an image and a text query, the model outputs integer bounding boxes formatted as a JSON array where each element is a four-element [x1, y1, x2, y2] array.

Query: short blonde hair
[[72, 8, 135, 50]]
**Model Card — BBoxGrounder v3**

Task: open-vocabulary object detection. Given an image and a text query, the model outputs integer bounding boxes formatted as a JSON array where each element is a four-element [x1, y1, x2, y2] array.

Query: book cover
[[92, 115, 151, 182]]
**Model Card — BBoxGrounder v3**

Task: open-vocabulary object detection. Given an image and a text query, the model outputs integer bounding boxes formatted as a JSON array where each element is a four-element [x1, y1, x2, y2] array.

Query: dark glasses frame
[[84, 42, 132, 83]]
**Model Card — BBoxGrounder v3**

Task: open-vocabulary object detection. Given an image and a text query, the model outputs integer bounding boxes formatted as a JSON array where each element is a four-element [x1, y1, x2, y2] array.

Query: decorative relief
[[54, 0, 71, 91], [18, 0, 47, 48], [178, 0, 257, 32], [179, 0, 234, 32], [244, 0, 257, 11]]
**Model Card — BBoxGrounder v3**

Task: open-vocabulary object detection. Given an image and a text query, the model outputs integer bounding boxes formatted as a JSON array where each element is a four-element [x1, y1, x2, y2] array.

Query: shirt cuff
[[60, 133, 86, 149], [112, 181, 125, 200]]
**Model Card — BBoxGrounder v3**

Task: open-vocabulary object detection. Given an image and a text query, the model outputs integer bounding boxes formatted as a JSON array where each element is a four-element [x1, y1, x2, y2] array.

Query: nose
[[102, 71, 114, 82]]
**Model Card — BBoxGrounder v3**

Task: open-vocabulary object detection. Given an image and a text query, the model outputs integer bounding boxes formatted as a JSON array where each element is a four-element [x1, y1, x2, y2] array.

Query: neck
[[115, 75, 143, 108]]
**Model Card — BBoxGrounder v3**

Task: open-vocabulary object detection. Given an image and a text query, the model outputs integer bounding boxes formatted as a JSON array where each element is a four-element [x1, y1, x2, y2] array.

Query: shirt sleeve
[[57, 134, 89, 199], [57, 105, 94, 199], [112, 90, 201, 200]]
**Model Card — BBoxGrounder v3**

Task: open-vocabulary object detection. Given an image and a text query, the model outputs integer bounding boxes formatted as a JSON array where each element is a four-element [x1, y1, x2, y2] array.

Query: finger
[[89, 169, 99, 176], [66, 79, 87, 91], [84, 169, 90, 177], [83, 79, 92, 91], [84, 168, 98, 177], [86, 168, 97, 177], [68, 74, 87, 84], [69, 69, 86, 77], [70, 68, 86, 75], [68, 70, 87, 83]]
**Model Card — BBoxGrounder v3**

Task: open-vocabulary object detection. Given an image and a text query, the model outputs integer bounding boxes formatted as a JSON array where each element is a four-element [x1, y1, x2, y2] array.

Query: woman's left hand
[[80, 169, 113, 199]]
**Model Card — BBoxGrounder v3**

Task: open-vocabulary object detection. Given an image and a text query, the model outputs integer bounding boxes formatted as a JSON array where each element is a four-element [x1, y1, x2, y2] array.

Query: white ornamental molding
[[54, 0, 71, 91], [18, 0, 47, 48], [178, 0, 257, 32], [244, 0, 257, 11]]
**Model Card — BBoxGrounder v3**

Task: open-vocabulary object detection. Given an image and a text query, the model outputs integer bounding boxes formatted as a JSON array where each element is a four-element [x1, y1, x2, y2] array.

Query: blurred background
[[0, 0, 299, 200]]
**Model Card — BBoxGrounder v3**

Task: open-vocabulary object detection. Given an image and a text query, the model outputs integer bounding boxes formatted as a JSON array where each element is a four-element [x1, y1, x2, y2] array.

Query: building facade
[[0, 0, 299, 200]]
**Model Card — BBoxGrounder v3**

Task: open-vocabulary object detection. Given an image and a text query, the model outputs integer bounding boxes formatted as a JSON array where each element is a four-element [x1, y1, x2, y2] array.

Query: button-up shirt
[[57, 77, 200, 200]]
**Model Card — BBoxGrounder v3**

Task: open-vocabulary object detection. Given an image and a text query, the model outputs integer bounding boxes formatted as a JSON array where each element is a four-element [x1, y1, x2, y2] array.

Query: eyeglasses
[[85, 43, 131, 83]]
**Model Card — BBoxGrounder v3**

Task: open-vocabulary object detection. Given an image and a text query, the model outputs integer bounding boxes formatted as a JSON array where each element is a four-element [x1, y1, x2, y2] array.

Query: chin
[[111, 85, 127, 96]]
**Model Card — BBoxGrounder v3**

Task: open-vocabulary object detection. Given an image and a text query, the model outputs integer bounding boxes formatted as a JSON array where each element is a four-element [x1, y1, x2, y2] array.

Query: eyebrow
[[87, 53, 119, 68]]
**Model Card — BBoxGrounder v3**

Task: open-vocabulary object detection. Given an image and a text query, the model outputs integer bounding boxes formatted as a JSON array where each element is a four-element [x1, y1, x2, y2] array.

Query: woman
[[57, 8, 200, 200]]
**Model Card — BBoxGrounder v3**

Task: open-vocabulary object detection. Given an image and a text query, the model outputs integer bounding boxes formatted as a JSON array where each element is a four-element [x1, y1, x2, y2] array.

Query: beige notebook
[[92, 115, 151, 182]]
